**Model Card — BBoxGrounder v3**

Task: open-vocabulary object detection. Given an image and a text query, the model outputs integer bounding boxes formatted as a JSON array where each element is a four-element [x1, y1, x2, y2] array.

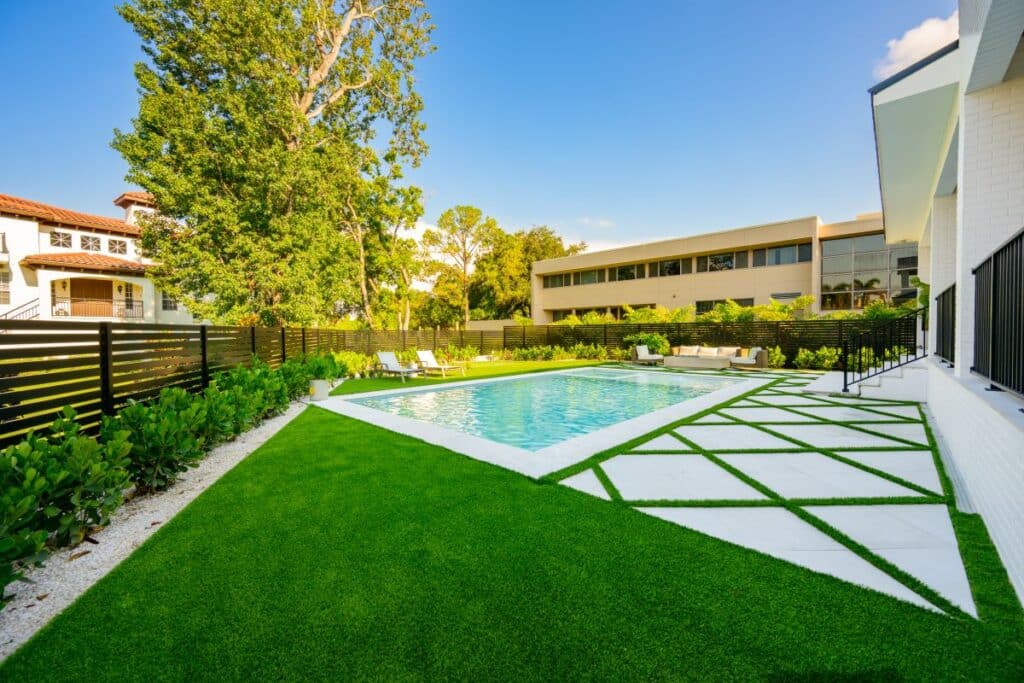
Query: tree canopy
[[115, 0, 432, 325]]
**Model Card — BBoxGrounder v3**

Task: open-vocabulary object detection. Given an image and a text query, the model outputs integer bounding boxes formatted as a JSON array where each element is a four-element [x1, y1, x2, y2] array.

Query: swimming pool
[[351, 368, 737, 450], [324, 367, 764, 477]]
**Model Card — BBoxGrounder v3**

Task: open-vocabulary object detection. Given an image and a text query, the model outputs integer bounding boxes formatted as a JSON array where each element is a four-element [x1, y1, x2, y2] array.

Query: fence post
[[280, 327, 287, 364], [301, 328, 307, 356], [546, 326, 550, 346], [200, 325, 210, 389], [603, 324, 608, 348], [842, 340, 849, 392], [433, 327, 437, 350], [250, 326, 256, 358], [479, 331, 484, 353], [98, 322, 114, 415]]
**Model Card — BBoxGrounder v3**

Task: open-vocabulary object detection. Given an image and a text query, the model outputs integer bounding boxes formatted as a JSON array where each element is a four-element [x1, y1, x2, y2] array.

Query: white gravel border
[[0, 401, 308, 662]]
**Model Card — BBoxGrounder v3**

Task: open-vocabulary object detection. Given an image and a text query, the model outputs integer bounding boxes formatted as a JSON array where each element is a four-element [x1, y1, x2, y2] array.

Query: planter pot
[[309, 379, 330, 401]]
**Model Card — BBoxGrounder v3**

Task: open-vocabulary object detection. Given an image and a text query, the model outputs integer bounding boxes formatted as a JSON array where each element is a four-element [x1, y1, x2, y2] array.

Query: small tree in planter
[[306, 355, 340, 401]]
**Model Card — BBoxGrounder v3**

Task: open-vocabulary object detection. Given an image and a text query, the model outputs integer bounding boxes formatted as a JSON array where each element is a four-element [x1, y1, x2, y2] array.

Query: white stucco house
[[870, 0, 1024, 603], [0, 191, 192, 324]]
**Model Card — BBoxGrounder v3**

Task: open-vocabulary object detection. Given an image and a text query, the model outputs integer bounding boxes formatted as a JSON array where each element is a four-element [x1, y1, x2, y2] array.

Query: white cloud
[[875, 10, 959, 80], [579, 216, 616, 229]]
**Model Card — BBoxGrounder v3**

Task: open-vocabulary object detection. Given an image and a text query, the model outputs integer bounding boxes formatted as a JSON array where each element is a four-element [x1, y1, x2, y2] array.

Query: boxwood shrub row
[[0, 355, 340, 608]]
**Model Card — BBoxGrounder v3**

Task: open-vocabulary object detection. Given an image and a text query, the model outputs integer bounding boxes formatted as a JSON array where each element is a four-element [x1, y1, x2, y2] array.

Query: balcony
[[51, 297, 143, 320]]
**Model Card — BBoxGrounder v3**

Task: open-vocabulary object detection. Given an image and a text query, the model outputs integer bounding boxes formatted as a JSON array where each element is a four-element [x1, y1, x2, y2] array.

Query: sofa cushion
[[677, 345, 700, 356], [718, 346, 740, 357], [698, 347, 719, 357]]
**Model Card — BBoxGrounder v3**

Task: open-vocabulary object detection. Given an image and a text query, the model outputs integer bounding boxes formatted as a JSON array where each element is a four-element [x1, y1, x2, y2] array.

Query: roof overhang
[[870, 41, 961, 244]]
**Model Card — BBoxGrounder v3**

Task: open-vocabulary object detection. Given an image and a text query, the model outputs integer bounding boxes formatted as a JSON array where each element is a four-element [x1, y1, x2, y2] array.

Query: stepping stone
[[766, 424, 908, 449], [718, 453, 923, 499], [631, 433, 690, 451], [561, 470, 610, 500], [602, 455, 766, 501], [754, 394, 833, 407], [720, 407, 820, 424], [729, 399, 764, 407], [857, 422, 930, 447], [787, 405, 911, 423], [839, 451, 942, 493], [639, 507, 935, 611], [806, 505, 975, 616], [675, 424, 798, 451], [857, 404, 923, 421], [689, 413, 735, 425]]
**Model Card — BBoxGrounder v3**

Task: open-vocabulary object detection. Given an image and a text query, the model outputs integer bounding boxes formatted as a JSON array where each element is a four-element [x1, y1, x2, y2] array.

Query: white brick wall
[[927, 195, 958, 354]]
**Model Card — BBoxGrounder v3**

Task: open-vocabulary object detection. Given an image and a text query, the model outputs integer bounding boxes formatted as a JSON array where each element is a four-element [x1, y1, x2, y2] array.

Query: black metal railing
[[52, 297, 144, 319], [0, 298, 39, 321], [972, 227, 1023, 398], [842, 306, 925, 392], [935, 284, 955, 364]]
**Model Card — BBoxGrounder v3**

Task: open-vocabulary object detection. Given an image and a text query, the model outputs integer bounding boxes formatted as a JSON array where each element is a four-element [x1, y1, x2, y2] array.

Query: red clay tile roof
[[112, 191, 155, 208], [0, 193, 140, 236], [20, 252, 150, 275]]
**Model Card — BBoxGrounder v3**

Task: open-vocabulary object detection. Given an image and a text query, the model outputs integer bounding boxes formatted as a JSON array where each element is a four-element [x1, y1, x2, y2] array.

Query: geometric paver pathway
[[555, 369, 977, 617]]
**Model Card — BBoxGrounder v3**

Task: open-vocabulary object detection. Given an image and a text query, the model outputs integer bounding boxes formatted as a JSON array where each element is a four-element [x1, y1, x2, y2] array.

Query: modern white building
[[870, 0, 1024, 602], [0, 191, 192, 324]]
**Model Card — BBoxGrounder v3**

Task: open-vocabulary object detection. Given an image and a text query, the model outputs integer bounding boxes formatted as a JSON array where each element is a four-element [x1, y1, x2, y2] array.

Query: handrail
[[842, 306, 926, 392], [52, 297, 143, 320], [0, 298, 40, 321]]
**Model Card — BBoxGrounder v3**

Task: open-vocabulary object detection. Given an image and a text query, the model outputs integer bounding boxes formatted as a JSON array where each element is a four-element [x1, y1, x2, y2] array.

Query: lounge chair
[[416, 349, 466, 377], [375, 351, 420, 383], [729, 347, 768, 369], [633, 345, 664, 365]]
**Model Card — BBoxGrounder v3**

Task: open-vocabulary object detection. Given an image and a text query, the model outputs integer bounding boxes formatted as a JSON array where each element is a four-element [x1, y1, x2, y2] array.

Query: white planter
[[309, 379, 330, 401]]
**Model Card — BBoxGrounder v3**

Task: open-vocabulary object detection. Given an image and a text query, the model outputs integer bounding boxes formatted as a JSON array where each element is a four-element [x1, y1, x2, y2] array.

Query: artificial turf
[[330, 359, 599, 395], [2, 406, 1022, 680]]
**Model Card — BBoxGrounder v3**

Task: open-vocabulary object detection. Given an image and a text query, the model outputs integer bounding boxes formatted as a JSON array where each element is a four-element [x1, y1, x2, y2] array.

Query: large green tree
[[114, 0, 432, 325], [422, 206, 499, 327], [471, 226, 584, 319]]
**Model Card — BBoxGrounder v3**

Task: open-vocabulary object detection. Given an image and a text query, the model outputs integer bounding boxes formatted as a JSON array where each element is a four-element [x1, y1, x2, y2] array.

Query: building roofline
[[868, 39, 959, 95]]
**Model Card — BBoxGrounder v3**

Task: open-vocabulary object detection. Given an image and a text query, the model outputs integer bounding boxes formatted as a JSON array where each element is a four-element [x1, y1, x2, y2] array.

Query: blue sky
[[0, 0, 957, 249]]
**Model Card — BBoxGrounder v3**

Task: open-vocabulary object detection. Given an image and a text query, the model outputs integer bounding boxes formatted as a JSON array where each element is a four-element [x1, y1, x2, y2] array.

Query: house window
[[50, 231, 71, 248], [572, 269, 605, 286], [608, 263, 644, 282], [752, 249, 766, 267], [81, 235, 100, 251], [819, 234, 918, 310], [542, 273, 571, 288], [708, 252, 734, 271], [697, 297, 754, 313], [735, 251, 749, 269], [767, 245, 797, 265], [161, 291, 179, 311], [798, 243, 812, 262], [109, 239, 127, 255], [657, 259, 682, 277], [0, 270, 9, 305], [696, 255, 708, 272]]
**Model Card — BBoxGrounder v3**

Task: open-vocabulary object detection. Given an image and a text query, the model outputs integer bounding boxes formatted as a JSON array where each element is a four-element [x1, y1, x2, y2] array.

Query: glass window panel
[[891, 288, 917, 305], [696, 256, 708, 272], [822, 238, 853, 257], [614, 265, 636, 281], [734, 298, 754, 307], [647, 262, 659, 278], [798, 243, 812, 262], [658, 259, 681, 276], [822, 254, 852, 274], [853, 234, 886, 252], [891, 268, 918, 290], [768, 245, 797, 265], [709, 253, 734, 271], [852, 271, 887, 290], [607, 268, 617, 282], [735, 251, 748, 269], [822, 275, 852, 292], [752, 248, 766, 267], [821, 293, 852, 310], [680, 257, 692, 274], [854, 290, 888, 308], [853, 251, 887, 270], [890, 249, 918, 268], [696, 300, 715, 313]]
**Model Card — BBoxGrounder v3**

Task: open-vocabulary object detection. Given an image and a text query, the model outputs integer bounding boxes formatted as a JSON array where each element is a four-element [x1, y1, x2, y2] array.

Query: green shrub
[[1, 442, 49, 603], [568, 342, 607, 360], [439, 344, 478, 362], [198, 384, 240, 445], [814, 346, 841, 370], [305, 354, 339, 381], [278, 360, 312, 400], [766, 346, 787, 368], [622, 333, 670, 356], [845, 347, 878, 372], [103, 388, 206, 494], [332, 351, 373, 377], [794, 348, 817, 370]]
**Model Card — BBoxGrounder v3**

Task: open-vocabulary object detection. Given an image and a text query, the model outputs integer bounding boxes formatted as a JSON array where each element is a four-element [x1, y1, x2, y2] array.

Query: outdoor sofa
[[664, 345, 767, 370]]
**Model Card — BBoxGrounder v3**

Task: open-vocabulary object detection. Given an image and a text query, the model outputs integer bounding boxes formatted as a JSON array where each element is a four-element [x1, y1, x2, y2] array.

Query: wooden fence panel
[[109, 323, 203, 406]]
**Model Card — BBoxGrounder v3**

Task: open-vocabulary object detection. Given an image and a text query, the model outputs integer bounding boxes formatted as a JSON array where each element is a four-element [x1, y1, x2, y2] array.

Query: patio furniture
[[664, 345, 742, 370], [375, 351, 420, 383], [730, 347, 768, 369], [633, 345, 664, 365], [417, 349, 466, 377]]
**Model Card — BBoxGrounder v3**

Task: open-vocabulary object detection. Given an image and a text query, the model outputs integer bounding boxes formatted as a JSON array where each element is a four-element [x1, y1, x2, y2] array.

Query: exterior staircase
[[805, 358, 928, 402], [0, 298, 40, 322]]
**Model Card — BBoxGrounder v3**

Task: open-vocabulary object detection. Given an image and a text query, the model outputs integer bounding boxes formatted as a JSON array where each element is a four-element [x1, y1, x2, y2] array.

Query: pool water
[[350, 368, 738, 451]]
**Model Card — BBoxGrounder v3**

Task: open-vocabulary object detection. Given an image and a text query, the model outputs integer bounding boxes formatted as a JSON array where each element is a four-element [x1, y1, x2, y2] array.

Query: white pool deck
[[322, 366, 978, 618]]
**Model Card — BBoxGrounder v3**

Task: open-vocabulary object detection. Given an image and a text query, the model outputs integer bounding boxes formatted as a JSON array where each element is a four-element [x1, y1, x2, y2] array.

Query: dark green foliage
[[1, 447, 52, 605], [622, 332, 670, 356], [794, 346, 842, 370], [103, 388, 206, 494], [303, 354, 339, 381], [278, 360, 312, 400], [198, 384, 240, 446], [766, 345, 786, 368]]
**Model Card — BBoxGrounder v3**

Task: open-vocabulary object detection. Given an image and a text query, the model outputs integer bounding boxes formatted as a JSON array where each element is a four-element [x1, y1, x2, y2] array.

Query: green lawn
[[331, 358, 600, 395], [2, 404, 1022, 680]]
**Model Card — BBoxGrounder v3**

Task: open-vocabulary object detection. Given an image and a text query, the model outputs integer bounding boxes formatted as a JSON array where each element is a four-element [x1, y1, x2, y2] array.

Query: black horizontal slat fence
[[502, 320, 882, 360]]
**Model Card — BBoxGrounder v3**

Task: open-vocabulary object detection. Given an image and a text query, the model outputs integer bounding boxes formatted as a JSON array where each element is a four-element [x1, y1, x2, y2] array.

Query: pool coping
[[318, 368, 772, 478]]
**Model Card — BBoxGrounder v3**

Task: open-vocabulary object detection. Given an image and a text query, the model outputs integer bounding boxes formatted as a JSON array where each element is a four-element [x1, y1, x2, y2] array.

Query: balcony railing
[[935, 284, 955, 364], [972, 227, 1023, 398], [52, 297, 144, 320]]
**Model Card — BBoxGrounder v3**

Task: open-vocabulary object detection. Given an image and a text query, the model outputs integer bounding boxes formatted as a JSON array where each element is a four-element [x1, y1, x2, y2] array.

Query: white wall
[[927, 194, 958, 354]]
